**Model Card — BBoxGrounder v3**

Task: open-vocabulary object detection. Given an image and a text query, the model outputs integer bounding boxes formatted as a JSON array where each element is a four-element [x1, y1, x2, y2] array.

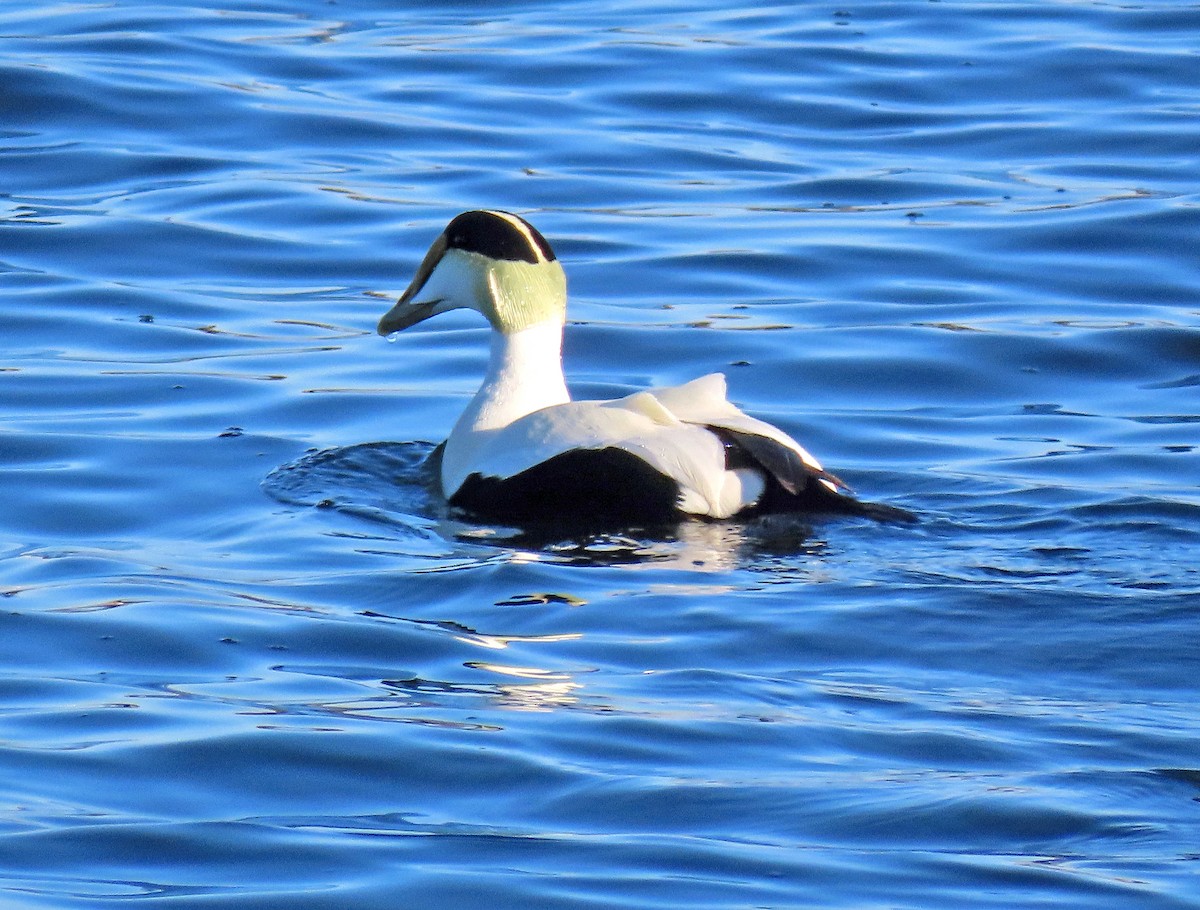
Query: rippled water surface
[[3, 1, 1200, 907]]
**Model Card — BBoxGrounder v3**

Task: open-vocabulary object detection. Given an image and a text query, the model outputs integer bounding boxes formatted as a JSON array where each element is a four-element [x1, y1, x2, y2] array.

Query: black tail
[[713, 428, 916, 523]]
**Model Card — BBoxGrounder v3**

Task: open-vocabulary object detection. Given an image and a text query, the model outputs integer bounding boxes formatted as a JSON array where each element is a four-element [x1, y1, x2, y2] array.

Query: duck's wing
[[646, 373, 849, 494], [653, 376, 922, 521]]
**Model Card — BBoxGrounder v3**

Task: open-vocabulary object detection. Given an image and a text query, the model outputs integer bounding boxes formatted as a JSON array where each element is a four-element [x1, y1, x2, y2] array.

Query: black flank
[[450, 447, 678, 524]]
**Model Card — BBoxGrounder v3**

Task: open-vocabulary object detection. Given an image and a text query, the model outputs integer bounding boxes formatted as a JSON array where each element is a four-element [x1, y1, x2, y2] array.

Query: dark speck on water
[[2, 1, 1199, 908]]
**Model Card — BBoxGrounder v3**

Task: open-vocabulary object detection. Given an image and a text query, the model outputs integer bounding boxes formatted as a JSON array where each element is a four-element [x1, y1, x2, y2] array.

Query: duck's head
[[378, 210, 566, 337]]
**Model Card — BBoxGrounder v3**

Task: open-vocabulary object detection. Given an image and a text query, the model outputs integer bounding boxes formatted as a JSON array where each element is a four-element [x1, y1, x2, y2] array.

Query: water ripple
[[3, 1, 1199, 907]]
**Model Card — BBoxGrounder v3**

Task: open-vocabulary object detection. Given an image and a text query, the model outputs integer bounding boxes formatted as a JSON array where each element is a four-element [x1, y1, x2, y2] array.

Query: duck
[[377, 210, 908, 525]]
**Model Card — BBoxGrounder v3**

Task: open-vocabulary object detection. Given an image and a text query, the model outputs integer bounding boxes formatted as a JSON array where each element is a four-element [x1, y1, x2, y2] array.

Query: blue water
[[3, 1, 1199, 906]]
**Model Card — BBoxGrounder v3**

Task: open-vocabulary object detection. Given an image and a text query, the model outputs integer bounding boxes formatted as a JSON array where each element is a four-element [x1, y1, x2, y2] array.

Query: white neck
[[459, 319, 569, 431], [442, 319, 569, 494]]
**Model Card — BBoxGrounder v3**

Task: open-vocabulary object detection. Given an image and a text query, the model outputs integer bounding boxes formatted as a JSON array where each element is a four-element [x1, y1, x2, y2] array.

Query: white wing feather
[[647, 374, 826, 473]]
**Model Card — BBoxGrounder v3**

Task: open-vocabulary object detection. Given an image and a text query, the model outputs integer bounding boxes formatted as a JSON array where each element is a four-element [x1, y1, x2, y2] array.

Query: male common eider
[[378, 210, 907, 525]]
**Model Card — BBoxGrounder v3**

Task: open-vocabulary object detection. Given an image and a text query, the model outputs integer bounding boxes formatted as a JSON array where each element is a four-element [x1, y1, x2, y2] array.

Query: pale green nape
[[482, 258, 567, 334]]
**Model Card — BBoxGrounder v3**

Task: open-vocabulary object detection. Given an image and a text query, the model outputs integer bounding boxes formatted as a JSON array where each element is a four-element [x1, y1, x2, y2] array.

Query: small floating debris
[[494, 592, 588, 607]]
